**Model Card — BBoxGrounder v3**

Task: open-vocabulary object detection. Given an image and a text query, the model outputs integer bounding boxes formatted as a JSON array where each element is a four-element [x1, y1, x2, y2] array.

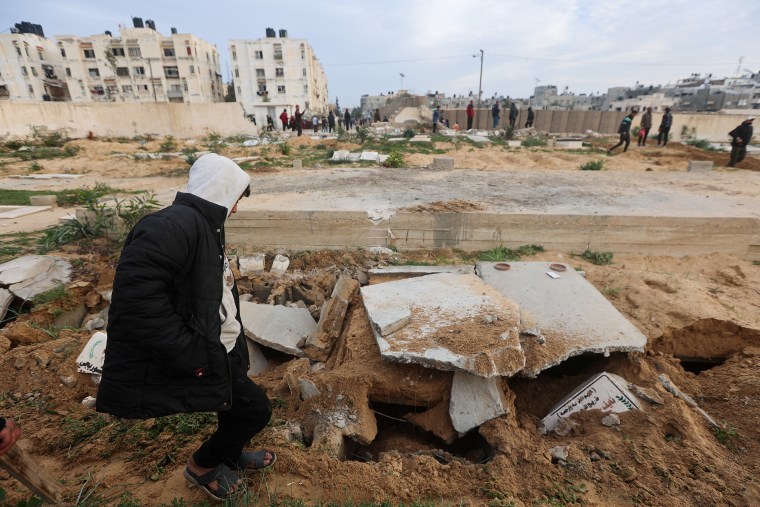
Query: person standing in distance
[[97, 154, 275, 502], [657, 107, 673, 146], [638, 107, 653, 146], [608, 111, 638, 153], [466, 100, 475, 130], [728, 116, 754, 167]]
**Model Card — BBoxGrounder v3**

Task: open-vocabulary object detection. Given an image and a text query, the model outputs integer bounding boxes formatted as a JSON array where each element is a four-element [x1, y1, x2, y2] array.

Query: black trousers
[[657, 126, 670, 146], [193, 349, 272, 469], [729, 145, 747, 167], [609, 132, 631, 152]]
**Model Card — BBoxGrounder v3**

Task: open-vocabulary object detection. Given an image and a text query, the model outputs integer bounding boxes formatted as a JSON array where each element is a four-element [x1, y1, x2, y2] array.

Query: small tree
[[224, 82, 236, 102]]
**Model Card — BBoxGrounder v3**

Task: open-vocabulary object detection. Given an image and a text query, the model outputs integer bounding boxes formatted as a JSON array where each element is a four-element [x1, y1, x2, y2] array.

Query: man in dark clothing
[[491, 102, 500, 129], [638, 107, 653, 146], [525, 107, 535, 128], [607, 111, 638, 153], [508, 103, 519, 129], [344, 108, 351, 131], [657, 107, 673, 146], [294, 105, 303, 136], [97, 154, 274, 501], [279, 109, 288, 131], [432, 106, 440, 133], [328, 111, 335, 132], [466, 100, 475, 130], [0, 417, 20, 456], [728, 116, 754, 167]]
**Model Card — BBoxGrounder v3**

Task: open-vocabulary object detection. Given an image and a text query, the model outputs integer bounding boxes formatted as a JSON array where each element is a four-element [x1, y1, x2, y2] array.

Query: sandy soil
[[0, 136, 759, 506]]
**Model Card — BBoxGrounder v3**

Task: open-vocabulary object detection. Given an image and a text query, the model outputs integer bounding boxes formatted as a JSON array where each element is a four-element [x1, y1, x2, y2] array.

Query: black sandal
[[184, 464, 240, 502], [230, 450, 277, 474]]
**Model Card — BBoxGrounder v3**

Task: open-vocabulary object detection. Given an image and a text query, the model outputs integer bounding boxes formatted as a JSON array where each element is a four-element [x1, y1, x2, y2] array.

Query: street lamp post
[[473, 49, 484, 128]]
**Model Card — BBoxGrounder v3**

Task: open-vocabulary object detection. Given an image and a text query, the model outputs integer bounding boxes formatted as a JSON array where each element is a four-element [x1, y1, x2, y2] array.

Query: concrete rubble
[[0, 255, 72, 300], [303, 275, 360, 362], [449, 371, 509, 435], [271, 254, 290, 274], [239, 253, 266, 276], [76, 331, 107, 375], [477, 261, 647, 377], [360, 272, 525, 378], [239, 301, 316, 357]]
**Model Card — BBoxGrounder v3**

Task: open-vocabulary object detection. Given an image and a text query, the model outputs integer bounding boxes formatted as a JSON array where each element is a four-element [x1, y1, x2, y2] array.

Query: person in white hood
[[98, 154, 275, 502]]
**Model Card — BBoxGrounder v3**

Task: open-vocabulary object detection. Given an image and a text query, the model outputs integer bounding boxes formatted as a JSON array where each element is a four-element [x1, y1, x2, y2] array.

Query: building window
[[301, 50, 305, 59], [234, 68, 239, 78], [31, 67, 38, 77], [189, 65, 195, 74], [0, 85, 9, 98], [164, 66, 180, 78], [237, 86, 241, 94], [303, 84, 308, 94], [275, 68, 284, 77], [255, 68, 265, 78], [29, 85, 34, 94], [128, 47, 141, 57], [116, 67, 129, 77], [15, 46, 21, 56], [122, 85, 132, 93], [163, 47, 175, 57], [273, 44, 282, 60], [38, 51, 44, 61], [133, 66, 146, 76], [186, 46, 192, 56], [254, 50, 263, 59], [205, 52, 209, 62], [137, 84, 149, 91], [277, 85, 285, 94], [232, 50, 237, 61], [107, 85, 118, 95], [88, 68, 100, 77], [60, 48, 66, 58], [183, 81, 188, 91], [84, 49, 96, 59], [257, 84, 267, 92], [111, 47, 125, 57], [65, 67, 71, 77], [24, 46, 30, 57], [21, 66, 28, 76], [302, 68, 307, 77], [170, 84, 181, 92]]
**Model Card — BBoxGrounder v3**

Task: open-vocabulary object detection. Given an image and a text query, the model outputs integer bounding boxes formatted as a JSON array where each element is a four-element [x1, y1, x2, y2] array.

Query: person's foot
[[187, 457, 240, 496]]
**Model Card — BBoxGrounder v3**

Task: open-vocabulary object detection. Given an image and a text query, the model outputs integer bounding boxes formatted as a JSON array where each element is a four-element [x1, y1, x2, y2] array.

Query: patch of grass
[[182, 147, 199, 165], [478, 244, 545, 262], [713, 422, 738, 448], [30, 284, 68, 305], [687, 138, 718, 151], [279, 143, 291, 156], [0, 145, 80, 161], [580, 159, 605, 171], [580, 249, 614, 265], [0, 184, 125, 207], [203, 131, 226, 153], [29, 161, 43, 171], [149, 412, 216, 438], [522, 137, 548, 147], [602, 286, 621, 297], [382, 151, 404, 168], [159, 135, 177, 152], [62, 413, 109, 446]]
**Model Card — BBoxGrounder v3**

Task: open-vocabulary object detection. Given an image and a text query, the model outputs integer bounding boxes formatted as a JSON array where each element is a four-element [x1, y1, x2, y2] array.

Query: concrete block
[[360, 272, 524, 377], [449, 371, 509, 435], [539, 372, 641, 434], [239, 253, 266, 276], [271, 254, 290, 274], [687, 160, 713, 172], [466, 135, 491, 144], [331, 150, 350, 161], [507, 140, 522, 148], [303, 275, 360, 361], [478, 262, 647, 377], [359, 151, 379, 161], [293, 159, 302, 169], [239, 302, 317, 357], [0, 255, 72, 300], [76, 331, 108, 375], [556, 140, 584, 149], [29, 195, 57, 207], [429, 157, 454, 170], [246, 338, 269, 376], [410, 135, 431, 143]]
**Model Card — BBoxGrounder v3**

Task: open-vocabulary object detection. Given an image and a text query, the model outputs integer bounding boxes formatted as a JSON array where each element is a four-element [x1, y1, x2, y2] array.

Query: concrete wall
[[433, 108, 752, 142], [227, 210, 760, 261], [0, 101, 258, 138]]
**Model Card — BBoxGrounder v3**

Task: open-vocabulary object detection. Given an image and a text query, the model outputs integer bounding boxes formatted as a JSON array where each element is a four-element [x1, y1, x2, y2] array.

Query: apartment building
[[0, 22, 70, 101], [230, 29, 328, 125], [56, 19, 224, 103]]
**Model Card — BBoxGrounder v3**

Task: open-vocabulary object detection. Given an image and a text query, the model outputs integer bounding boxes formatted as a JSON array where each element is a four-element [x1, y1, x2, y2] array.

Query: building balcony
[[167, 89, 184, 99]]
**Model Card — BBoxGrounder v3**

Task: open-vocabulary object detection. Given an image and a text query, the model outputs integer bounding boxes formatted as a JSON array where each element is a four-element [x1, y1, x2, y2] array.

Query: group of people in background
[[272, 107, 383, 136], [608, 107, 674, 154]]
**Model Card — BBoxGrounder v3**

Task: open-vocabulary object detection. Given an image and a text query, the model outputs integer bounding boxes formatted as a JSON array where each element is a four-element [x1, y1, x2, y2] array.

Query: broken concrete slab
[[239, 302, 316, 357], [360, 272, 524, 378], [405, 399, 457, 444], [410, 135, 431, 143], [449, 371, 509, 435], [539, 372, 641, 434], [368, 265, 475, 284], [246, 338, 269, 376], [76, 331, 107, 375], [477, 262, 647, 377], [0, 288, 13, 322], [0, 206, 51, 219], [271, 254, 290, 274], [688, 160, 714, 172], [303, 275, 360, 362], [0, 255, 72, 300], [239, 253, 266, 276]]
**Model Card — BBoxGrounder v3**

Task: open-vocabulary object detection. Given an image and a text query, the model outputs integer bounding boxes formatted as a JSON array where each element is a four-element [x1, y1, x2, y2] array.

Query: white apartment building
[[56, 22, 224, 103], [0, 29, 70, 101], [230, 29, 328, 126]]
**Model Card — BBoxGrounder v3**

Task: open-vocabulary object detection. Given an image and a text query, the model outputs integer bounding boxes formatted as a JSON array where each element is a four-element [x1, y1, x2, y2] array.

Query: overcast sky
[[4, 1, 759, 107]]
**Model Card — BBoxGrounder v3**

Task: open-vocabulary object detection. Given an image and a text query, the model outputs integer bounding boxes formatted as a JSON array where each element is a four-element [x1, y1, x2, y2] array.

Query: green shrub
[[356, 126, 371, 143], [479, 244, 544, 261], [581, 249, 613, 265], [402, 128, 416, 139], [687, 138, 712, 150], [580, 159, 605, 171], [382, 151, 405, 168], [182, 147, 199, 165], [279, 143, 291, 156], [522, 137, 547, 147], [30, 162, 43, 171], [159, 135, 177, 152]]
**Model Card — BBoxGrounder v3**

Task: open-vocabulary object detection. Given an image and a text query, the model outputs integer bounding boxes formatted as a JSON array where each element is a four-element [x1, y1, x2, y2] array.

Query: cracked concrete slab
[[0, 255, 72, 300], [449, 371, 509, 435], [368, 265, 475, 284], [477, 262, 647, 377], [0, 206, 51, 219], [239, 301, 316, 357], [360, 272, 524, 377]]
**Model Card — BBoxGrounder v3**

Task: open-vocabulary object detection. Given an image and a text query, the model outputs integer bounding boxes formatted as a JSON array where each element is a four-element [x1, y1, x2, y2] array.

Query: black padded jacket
[[96, 192, 247, 419]]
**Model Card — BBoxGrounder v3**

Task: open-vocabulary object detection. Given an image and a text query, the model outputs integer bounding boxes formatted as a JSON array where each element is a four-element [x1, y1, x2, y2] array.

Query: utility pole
[[474, 49, 484, 127]]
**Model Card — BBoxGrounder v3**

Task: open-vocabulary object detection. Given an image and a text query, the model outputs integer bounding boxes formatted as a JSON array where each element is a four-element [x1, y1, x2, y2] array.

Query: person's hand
[[0, 418, 21, 456], [737, 137, 743, 143]]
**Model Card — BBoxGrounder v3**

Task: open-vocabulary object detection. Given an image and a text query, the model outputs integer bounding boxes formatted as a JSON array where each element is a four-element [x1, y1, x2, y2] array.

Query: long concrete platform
[[228, 167, 760, 261]]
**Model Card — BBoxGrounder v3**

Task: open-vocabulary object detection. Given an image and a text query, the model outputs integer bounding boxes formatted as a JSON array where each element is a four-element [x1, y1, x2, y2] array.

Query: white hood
[[186, 154, 250, 214]]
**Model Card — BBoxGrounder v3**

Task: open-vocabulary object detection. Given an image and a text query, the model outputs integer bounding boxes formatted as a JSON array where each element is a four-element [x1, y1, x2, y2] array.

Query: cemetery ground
[[0, 130, 758, 506]]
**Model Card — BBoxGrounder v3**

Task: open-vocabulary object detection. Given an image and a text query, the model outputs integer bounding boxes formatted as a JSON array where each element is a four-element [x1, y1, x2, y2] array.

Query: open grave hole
[[649, 318, 760, 374], [345, 401, 495, 464]]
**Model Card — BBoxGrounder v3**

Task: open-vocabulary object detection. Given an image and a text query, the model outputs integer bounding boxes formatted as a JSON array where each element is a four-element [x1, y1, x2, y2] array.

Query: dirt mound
[[1, 246, 759, 505]]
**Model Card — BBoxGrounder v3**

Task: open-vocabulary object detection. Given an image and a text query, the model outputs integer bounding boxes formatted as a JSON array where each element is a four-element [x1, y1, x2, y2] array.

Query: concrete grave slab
[[271, 254, 290, 274], [360, 273, 524, 377], [0, 206, 51, 219], [0, 255, 72, 300], [539, 372, 641, 433], [507, 140, 522, 148], [688, 161, 714, 172], [466, 135, 491, 144], [477, 262, 647, 377], [359, 151, 380, 161], [239, 302, 316, 357], [368, 265, 475, 284], [246, 338, 269, 376], [0, 288, 13, 322], [410, 135, 431, 143], [77, 331, 108, 375], [556, 140, 584, 149], [239, 253, 266, 276], [331, 150, 350, 161], [449, 371, 509, 435]]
